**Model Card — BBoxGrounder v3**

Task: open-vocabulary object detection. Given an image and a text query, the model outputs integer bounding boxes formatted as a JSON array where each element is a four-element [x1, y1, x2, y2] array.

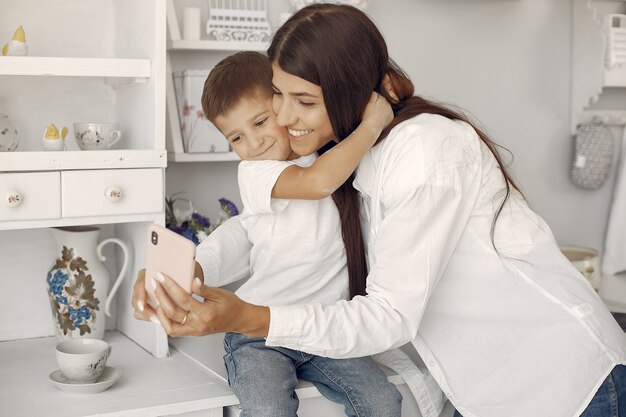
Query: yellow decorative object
[[44, 123, 60, 139], [2, 26, 28, 56], [13, 26, 26, 42], [43, 123, 68, 151]]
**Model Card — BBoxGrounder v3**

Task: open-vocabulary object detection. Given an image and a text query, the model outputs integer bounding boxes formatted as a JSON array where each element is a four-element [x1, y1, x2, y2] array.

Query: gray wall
[[367, 0, 620, 253]]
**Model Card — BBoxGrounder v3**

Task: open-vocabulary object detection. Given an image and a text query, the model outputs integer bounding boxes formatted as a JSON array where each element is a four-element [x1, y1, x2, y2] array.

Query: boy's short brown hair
[[201, 51, 273, 123]]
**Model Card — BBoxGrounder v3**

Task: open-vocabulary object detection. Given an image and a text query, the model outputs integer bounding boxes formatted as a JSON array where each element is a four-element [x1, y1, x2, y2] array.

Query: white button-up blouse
[[261, 114, 626, 417]]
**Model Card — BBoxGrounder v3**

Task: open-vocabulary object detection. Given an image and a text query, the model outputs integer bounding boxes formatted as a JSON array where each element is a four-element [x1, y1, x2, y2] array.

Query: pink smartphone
[[145, 223, 196, 309]]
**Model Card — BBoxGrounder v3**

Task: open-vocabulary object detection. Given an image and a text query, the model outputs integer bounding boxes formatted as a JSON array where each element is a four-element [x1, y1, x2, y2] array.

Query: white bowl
[[560, 245, 601, 290]]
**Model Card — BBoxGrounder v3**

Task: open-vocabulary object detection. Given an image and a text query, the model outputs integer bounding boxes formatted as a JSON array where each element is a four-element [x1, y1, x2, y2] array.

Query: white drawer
[[0, 172, 61, 222], [61, 169, 163, 218]]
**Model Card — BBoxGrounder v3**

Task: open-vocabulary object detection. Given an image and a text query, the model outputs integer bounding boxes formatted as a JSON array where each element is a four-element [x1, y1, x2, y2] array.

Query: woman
[[135, 4, 626, 417]]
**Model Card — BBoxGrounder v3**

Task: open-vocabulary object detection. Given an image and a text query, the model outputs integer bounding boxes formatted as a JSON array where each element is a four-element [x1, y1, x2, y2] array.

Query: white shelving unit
[[0, 149, 165, 172], [571, 0, 626, 133], [0, 53, 164, 175], [165, 0, 266, 162], [0, 1, 228, 415], [0, 0, 168, 318], [0, 56, 152, 78], [167, 39, 268, 52], [169, 150, 239, 162]]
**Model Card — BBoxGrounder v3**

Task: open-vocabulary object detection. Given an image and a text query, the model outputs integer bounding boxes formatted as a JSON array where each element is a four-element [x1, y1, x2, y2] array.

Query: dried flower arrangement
[[165, 192, 239, 245]]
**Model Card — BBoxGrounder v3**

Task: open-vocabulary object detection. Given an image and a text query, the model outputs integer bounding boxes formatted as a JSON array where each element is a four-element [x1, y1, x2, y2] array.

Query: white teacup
[[73, 122, 122, 150], [560, 245, 601, 290], [56, 339, 111, 383]]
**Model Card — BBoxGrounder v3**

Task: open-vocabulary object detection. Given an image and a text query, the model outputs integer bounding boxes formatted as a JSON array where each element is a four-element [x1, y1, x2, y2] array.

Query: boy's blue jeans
[[453, 364, 626, 417], [223, 332, 403, 417]]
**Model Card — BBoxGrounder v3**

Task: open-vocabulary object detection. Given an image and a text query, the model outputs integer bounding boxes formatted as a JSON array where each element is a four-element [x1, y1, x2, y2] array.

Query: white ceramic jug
[[0, 113, 19, 151], [46, 226, 130, 340]]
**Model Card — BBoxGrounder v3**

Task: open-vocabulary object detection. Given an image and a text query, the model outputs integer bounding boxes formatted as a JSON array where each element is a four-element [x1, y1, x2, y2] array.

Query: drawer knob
[[6, 191, 22, 208], [105, 186, 123, 202]]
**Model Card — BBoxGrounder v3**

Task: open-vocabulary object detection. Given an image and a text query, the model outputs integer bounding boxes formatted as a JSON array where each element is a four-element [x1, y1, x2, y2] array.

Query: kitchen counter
[[0, 331, 237, 417], [0, 331, 429, 417]]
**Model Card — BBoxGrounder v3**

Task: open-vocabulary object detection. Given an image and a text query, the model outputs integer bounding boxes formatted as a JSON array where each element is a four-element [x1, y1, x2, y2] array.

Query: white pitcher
[[46, 226, 130, 340]]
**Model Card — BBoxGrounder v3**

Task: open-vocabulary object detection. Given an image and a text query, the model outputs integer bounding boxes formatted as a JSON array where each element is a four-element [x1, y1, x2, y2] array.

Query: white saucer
[[49, 366, 122, 394]]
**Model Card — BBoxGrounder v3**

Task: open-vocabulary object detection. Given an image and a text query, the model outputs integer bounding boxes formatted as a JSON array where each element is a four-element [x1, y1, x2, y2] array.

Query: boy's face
[[214, 95, 293, 161]]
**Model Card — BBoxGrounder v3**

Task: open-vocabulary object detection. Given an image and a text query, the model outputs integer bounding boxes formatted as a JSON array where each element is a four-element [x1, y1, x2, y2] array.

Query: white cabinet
[[61, 169, 163, 218], [0, 0, 167, 331], [0, 0, 168, 230], [0, 1, 233, 415], [0, 172, 61, 221], [0, 168, 165, 230]]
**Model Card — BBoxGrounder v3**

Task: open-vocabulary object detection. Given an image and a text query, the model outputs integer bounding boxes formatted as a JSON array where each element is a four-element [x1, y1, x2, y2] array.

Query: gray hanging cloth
[[571, 122, 614, 189]]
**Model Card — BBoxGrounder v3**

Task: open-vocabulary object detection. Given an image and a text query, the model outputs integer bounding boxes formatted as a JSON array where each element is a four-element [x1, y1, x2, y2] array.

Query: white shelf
[[0, 213, 163, 231], [0, 331, 237, 417], [167, 39, 268, 52], [168, 151, 239, 162], [0, 149, 167, 172], [0, 56, 152, 78]]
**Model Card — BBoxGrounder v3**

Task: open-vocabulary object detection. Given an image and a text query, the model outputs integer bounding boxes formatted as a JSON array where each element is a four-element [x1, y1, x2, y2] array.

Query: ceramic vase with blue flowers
[[46, 226, 130, 341]]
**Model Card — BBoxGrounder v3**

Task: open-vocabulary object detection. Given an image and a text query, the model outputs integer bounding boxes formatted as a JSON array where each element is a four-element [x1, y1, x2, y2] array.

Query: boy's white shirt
[[197, 153, 348, 306]]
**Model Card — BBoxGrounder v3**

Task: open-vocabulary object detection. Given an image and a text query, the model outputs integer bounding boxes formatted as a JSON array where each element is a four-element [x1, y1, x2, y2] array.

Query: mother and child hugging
[[132, 4, 626, 417]]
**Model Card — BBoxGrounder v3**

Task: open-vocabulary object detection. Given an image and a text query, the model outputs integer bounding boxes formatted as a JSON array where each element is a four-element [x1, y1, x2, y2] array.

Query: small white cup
[[56, 339, 111, 383], [560, 245, 601, 290], [73, 122, 122, 150]]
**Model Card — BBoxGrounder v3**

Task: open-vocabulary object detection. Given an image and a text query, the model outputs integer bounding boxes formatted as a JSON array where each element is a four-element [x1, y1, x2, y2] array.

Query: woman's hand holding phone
[[131, 268, 196, 328], [131, 223, 270, 336], [154, 274, 271, 337], [132, 268, 270, 338]]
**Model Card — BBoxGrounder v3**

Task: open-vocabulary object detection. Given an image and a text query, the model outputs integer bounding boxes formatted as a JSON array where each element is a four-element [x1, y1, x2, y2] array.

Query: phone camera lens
[[151, 231, 158, 245]]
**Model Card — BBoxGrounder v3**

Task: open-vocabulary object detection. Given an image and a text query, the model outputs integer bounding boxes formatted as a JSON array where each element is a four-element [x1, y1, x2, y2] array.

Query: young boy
[[197, 51, 401, 417]]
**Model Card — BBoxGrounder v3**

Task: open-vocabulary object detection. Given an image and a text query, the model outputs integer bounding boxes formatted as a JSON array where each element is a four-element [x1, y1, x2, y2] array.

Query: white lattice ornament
[[206, 0, 271, 42], [289, 0, 370, 11]]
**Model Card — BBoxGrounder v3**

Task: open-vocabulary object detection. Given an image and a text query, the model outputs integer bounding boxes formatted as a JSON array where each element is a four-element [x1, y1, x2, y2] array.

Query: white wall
[[367, 0, 624, 253], [170, 0, 624, 254]]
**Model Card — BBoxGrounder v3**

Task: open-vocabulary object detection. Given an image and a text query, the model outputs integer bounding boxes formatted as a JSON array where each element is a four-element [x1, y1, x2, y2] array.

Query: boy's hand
[[361, 92, 393, 140]]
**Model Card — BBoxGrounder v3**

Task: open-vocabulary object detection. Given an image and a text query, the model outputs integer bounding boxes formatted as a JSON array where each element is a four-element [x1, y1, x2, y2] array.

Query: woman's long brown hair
[[268, 4, 520, 298]]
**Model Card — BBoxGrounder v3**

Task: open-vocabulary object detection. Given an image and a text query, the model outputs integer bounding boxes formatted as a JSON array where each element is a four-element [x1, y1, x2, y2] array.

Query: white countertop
[[0, 331, 238, 417]]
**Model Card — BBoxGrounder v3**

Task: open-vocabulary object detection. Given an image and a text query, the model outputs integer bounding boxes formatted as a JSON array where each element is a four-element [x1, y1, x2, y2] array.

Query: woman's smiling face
[[271, 63, 336, 156]]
